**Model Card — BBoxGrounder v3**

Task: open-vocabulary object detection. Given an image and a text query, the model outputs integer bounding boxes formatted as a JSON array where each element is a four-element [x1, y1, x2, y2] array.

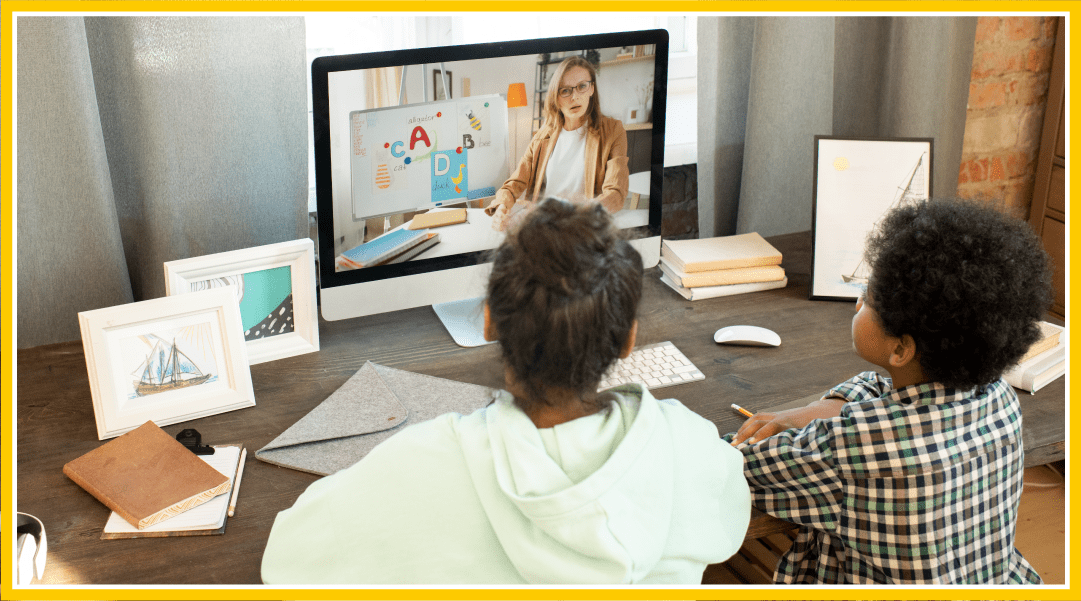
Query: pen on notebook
[[227, 448, 247, 518], [731, 404, 754, 419]]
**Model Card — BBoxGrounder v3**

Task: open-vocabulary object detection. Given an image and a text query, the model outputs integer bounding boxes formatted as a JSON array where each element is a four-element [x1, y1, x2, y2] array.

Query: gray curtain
[[17, 17, 308, 348], [698, 16, 977, 237]]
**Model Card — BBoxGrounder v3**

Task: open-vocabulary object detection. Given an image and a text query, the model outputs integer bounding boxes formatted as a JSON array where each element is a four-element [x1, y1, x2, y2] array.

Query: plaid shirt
[[728, 371, 1042, 584]]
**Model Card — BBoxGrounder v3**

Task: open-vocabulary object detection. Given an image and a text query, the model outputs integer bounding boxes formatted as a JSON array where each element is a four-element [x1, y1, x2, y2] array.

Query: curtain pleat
[[365, 65, 404, 109], [17, 16, 308, 348], [17, 18, 134, 347], [697, 16, 977, 238]]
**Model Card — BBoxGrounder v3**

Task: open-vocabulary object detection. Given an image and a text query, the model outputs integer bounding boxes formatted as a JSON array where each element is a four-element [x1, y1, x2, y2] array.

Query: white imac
[[313, 30, 669, 344]]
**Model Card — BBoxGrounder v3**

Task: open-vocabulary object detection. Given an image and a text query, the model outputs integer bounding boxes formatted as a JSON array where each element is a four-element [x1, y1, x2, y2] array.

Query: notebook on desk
[[100, 444, 244, 539], [63, 421, 232, 530]]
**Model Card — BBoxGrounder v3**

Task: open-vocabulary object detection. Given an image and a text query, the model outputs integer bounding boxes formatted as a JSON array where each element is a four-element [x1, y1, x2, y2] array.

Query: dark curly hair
[[864, 198, 1052, 389], [487, 198, 643, 408]]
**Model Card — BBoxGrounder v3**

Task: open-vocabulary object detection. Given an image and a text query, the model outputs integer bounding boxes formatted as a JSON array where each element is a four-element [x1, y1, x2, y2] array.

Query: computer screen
[[313, 29, 669, 326]]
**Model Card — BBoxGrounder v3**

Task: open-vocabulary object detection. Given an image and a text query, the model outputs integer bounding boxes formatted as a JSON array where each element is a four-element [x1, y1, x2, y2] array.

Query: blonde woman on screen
[[485, 56, 630, 231]]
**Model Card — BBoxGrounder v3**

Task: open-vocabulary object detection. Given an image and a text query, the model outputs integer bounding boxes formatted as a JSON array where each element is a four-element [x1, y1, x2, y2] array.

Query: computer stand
[[431, 296, 495, 348]]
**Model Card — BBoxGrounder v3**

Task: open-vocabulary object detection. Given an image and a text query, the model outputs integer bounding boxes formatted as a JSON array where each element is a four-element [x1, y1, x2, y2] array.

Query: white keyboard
[[598, 341, 705, 391]]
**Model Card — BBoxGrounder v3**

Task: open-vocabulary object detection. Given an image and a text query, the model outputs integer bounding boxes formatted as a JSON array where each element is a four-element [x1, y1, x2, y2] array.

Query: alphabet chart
[[348, 95, 508, 220]]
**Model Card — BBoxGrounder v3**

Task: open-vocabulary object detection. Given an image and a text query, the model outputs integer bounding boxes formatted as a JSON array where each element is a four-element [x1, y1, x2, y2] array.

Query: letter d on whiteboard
[[434, 154, 450, 176]]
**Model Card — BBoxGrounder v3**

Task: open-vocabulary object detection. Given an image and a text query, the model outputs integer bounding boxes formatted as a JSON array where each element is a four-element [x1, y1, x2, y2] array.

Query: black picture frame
[[810, 135, 934, 301]]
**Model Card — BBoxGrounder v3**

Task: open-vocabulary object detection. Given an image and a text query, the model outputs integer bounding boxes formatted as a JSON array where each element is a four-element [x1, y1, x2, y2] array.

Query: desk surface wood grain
[[16, 231, 1064, 585]]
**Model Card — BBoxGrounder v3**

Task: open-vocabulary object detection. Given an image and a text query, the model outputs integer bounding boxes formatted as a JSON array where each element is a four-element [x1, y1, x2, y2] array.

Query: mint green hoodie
[[261, 384, 750, 584]]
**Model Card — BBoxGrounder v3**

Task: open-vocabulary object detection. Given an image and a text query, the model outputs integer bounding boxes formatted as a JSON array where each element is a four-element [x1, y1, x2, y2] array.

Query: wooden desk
[[15, 232, 1065, 584]]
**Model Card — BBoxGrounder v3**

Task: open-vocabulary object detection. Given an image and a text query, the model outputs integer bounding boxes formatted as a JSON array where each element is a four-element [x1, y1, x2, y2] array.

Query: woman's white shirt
[[542, 125, 588, 200]]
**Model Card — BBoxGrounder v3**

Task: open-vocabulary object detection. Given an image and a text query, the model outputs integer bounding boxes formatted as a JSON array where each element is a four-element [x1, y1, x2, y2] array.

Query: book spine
[[378, 233, 440, 266], [680, 266, 785, 288], [688, 277, 788, 300], [682, 255, 783, 273], [1030, 364, 1067, 393], [659, 273, 693, 300], [1004, 345, 1065, 392], [63, 464, 143, 529], [139, 479, 232, 529], [659, 244, 686, 272], [342, 230, 429, 268], [337, 256, 362, 270], [1016, 331, 1062, 364]]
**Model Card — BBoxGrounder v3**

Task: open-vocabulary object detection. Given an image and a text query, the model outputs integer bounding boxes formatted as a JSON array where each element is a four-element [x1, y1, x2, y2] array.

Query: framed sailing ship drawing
[[164, 238, 320, 365], [810, 136, 933, 301], [78, 287, 255, 439]]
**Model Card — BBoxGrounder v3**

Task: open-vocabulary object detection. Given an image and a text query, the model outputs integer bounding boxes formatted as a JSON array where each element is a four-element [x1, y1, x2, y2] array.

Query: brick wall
[[666, 17, 1059, 238], [957, 16, 1058, 218]]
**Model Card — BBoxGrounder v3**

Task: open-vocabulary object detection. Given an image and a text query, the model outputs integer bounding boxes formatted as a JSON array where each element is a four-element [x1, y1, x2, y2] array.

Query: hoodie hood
[[460, 386, 679, 583], [262, 382, 749, 585]]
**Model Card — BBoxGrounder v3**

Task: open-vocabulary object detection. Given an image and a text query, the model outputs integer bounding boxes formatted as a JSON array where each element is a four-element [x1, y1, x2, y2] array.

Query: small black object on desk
[[176, 428, 215, 455]]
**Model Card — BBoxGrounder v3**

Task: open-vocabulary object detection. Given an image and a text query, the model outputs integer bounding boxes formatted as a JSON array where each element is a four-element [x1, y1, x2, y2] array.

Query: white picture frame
[[78, 288, 256, 440], [810, 136, 934, 301], [164, 239, 320, 365]]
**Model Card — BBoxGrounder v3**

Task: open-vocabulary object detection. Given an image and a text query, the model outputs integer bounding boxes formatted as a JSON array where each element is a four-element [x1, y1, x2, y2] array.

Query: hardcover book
[[338, 228, 431, 269], [659, 257, 785, 288], [101, 444, 243, 538], [63, 421, 231, 529], [1004, 336, 1066, 394], [374, 232, 440, 266], [660, 273, 789, 301], [408, 208, 467, 229], [660, 232, 783, 273], [1016, 321, 1064, 364]]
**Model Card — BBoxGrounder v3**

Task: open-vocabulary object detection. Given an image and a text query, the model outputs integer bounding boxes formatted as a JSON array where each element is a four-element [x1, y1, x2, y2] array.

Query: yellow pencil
[[731, 404, 753, 419]]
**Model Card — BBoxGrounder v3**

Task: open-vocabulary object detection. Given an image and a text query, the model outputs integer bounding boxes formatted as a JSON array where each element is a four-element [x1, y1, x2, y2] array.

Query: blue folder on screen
[[339, 228, 430, 269]]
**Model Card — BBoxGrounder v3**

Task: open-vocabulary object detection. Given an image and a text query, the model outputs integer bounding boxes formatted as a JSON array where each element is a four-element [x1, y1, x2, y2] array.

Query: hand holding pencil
[[729, 395, 848, 447], [731, 404, 753, 419]]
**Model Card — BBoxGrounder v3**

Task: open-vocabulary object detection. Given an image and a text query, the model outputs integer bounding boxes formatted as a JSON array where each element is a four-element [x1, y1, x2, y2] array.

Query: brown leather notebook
[[63, 421, 231, 529]]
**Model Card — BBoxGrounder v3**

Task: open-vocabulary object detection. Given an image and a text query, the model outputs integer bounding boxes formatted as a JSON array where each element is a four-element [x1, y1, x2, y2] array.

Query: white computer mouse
[[713, 325, 782, 347]]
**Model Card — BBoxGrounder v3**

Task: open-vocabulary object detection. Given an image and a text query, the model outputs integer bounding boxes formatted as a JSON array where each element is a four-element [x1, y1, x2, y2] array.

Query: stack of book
[[658, 232, 787, 301], [335, 228, 440, 271], [1004, 321, 1066, 394]]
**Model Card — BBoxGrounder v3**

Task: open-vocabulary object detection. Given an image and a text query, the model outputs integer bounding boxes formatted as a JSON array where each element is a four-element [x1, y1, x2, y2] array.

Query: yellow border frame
[[2, 2, 1075, 600]]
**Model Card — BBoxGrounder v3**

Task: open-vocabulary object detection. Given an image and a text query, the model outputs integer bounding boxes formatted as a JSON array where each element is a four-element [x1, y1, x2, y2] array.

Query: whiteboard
[[348, 94, 509, 220]]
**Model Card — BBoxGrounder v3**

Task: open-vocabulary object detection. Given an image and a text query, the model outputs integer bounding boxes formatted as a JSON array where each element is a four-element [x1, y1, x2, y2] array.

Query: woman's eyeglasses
[[557, 81, 593, 99]]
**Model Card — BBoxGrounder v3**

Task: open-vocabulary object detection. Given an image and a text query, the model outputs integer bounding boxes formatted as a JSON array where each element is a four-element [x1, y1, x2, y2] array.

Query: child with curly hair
[[262, 198, 750, 584], [728, 199, 1051, 584]]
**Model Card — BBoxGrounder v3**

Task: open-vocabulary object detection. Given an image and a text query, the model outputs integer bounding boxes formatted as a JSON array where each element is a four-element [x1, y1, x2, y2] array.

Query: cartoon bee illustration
[[465, 109, 482, 131]]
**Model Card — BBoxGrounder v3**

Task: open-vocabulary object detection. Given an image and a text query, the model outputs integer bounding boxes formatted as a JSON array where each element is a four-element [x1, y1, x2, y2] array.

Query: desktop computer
[[312, 29, 669, 344]]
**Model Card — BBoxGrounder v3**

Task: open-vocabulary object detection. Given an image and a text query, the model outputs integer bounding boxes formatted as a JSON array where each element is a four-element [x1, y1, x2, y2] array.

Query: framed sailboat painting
[[810, 136, 933, 301], [78, 288, 255, 439], [164, 239, 320, 365]]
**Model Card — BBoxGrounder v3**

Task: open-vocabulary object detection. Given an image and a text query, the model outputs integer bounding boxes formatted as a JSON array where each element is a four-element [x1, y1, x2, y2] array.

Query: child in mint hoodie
[[262, 198, 750, 584]]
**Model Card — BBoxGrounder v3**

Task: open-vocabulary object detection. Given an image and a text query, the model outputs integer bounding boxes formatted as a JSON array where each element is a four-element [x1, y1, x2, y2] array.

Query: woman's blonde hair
[[541, 56, 603, 135]]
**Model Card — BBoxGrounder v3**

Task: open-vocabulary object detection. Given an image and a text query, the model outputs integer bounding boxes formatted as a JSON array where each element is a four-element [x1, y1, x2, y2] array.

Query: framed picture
[[78, 288, 255, 440], [810, 136, 933, 301], [433, 69, 452, 101], [164, 238, 320, 365]]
